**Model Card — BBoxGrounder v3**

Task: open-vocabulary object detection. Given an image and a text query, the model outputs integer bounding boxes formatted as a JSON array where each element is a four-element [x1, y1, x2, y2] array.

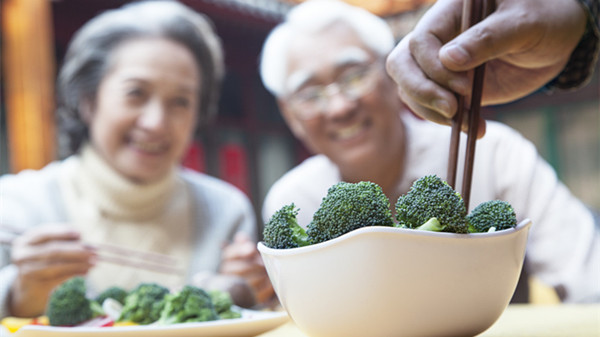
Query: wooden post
[[2, 0, 56, 172]]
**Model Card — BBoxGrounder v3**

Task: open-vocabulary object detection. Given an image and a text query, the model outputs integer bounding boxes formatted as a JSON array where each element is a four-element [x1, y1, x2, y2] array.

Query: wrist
[[9, 279, 46, 318], [546, 0, 600, 90]]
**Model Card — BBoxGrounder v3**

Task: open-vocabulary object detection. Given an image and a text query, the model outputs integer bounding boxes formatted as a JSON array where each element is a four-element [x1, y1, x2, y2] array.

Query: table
[[257, 304, 600, 337]]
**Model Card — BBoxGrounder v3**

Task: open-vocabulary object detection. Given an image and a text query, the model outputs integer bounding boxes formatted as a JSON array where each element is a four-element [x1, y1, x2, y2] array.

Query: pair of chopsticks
[[0, 224, 183, 275], [447, 0, 494, 210]]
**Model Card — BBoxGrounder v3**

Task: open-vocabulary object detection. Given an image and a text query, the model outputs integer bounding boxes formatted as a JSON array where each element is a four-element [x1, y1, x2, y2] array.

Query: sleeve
[[0, 173, 44, 318], [183, 170, 259, 274], [261, 175, 330, 229], [0, 163, 78, 317], [0, 265, 18, 318], [233, 189, 258, 241], [490, 126, 600, 303], [546, 0, 599, 90]]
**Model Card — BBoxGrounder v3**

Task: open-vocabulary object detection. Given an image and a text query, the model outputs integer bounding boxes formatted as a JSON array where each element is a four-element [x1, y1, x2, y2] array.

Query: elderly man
[[253, 0, 599, 303]]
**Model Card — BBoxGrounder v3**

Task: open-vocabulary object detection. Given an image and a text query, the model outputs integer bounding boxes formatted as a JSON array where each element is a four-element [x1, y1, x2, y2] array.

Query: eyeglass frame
[[284, 60, 385, 121]]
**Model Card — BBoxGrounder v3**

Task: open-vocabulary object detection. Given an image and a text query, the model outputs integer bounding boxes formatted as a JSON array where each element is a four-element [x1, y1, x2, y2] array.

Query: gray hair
[[57, 0, 224, 157], [259, 0, 395, 97]]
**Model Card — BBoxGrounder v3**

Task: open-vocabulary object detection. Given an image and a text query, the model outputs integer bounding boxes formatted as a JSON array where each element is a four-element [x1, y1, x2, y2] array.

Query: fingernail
[[443, 45, 470, 65], [433, 99, 452, 117]]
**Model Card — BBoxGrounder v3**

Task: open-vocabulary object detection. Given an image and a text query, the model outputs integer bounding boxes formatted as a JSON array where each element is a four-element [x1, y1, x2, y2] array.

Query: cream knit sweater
[[59, 145, 192, 292]]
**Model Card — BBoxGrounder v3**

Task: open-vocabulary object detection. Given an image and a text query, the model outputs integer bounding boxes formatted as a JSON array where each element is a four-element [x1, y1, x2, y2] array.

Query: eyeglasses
[[286, 62, 382, 120]]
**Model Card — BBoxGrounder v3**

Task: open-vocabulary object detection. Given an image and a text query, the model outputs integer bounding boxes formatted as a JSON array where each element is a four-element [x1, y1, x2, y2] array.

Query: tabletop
[[257, 304, 600, 337]]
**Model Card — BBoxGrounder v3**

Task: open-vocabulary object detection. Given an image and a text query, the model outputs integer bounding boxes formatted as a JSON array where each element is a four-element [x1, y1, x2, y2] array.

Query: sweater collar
[[74, 144, 177, 221]]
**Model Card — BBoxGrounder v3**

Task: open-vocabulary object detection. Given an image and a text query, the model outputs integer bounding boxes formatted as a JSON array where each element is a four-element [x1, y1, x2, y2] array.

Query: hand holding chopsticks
[[387, 0, 588, 135], [2, 223, 183, 317], [1, 223, 182, 275], [447, 0, 494, 210]]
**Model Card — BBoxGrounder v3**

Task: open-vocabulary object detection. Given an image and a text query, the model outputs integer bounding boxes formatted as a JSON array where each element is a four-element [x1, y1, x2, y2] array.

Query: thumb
[[439, 10, 530, 71], [233, 231, 252, 243]]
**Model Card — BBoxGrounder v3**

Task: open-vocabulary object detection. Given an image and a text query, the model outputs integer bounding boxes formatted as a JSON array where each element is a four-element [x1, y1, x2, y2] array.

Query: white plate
[[13, 309, 289, 337]]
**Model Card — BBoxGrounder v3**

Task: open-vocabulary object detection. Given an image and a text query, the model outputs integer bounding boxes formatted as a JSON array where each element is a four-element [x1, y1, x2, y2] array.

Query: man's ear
[[277, 99, 307, 141]]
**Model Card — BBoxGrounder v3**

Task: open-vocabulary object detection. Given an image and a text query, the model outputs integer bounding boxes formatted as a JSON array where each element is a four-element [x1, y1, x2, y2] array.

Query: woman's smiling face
[[86, 37, 200, 183]]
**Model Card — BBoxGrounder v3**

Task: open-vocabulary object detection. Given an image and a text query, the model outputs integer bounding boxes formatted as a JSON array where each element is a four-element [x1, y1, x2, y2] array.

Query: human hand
[[219, 232, 275, 305], [386, 0, 587, 135], [9, 224, 95, 317]]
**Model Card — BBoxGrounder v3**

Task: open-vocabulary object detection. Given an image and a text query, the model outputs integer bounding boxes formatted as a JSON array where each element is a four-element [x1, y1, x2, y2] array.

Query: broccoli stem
[[291, 225, 310, 247], [417, 218, 445, 232]]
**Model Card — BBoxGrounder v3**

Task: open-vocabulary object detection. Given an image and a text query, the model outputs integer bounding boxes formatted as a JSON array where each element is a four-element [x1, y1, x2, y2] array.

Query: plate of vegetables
[[2, 278, 289, 337]]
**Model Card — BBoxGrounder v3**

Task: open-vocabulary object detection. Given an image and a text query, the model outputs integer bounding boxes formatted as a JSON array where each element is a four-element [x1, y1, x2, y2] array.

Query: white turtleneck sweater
[[59, 145, 193, 291], [0, 146, 256, 317]]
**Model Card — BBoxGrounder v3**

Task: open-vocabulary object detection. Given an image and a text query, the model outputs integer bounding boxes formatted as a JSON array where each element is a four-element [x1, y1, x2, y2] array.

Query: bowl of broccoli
[[257, 177, 532, 337]]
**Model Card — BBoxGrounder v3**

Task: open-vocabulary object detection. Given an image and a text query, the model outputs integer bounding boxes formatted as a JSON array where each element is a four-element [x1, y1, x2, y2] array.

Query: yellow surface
[[0, 316, 47, 333], [529, 277, 560, 304], [257, 304, 600, 337], [1, 317, 34, 333], [112, 321, 138, 327]]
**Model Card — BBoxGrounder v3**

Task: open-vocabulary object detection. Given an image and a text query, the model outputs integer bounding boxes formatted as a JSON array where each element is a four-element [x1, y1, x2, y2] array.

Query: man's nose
[[323, 85, 356, 118]]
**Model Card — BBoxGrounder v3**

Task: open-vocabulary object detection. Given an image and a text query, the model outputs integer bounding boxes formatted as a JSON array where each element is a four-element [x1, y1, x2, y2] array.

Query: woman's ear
[[79, 98, 94, 124]]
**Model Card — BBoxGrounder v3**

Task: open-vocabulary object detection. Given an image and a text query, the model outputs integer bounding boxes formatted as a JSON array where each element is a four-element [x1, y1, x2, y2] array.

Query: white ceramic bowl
[[258, 219, 532, 337]]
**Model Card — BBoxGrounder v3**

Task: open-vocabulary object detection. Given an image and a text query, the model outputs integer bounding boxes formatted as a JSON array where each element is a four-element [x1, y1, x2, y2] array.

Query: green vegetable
[[395, 175, 468, 233], [46, 277, 104, 326], [96, 286, 128, 305], [209, 290, 241, 319], [263, 203, 310, 249], [307, 181, 394, 244], [156, 285, 219, 325], [467, 200, 517, 233], [118, 283, 169, 325]]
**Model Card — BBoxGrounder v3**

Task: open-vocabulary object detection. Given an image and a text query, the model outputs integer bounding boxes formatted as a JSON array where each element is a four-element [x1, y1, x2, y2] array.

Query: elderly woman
[[0, 0, 261, 318]]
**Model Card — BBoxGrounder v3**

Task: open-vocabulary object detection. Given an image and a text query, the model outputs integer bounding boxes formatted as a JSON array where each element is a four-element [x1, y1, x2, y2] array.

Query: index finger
[[222, 239, 258, 260], [415, 0, 473, 91], [17, 224, 80, 246]]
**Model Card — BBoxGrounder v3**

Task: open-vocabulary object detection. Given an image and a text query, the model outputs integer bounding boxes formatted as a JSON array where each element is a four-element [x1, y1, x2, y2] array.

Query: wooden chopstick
[[91, 242, 178, 265], [93, 252, 183, 275], [446, 0, 472, 189], [0, 224, 183, 275], [447, 0, 494, 210], [84, 243, 183, 275]]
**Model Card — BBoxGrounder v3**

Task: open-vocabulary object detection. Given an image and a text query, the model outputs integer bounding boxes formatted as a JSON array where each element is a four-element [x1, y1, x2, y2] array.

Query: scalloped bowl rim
[[257, 218, 532, 255]]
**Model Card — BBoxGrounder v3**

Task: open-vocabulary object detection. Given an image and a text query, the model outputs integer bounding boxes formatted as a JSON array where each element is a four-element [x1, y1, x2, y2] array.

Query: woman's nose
[[138, 100, 167, 131]]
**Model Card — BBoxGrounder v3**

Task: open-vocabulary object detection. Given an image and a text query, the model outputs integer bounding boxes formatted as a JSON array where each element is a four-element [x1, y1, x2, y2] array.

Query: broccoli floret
[[395, 175, 468, 233], [96, 286, 128, 305], [263, 203, 310, 249], [307, 181, 394, 244], [208, 289, 234, 314], [118, 283, 169, 325], [156, 285, 219, 325], [218, 310, 242, 319], [46, 277, 104, 326], [467, 200, 517, 233], [209, 290, 241, 319]]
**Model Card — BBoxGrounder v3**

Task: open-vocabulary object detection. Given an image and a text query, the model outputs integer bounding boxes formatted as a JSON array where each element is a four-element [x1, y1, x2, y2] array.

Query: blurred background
[[1, 0, 599, 224]]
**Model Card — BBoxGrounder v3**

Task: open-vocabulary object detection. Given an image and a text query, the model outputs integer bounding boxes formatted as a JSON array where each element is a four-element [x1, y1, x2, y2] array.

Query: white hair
[[259, 0, 395, 97]]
